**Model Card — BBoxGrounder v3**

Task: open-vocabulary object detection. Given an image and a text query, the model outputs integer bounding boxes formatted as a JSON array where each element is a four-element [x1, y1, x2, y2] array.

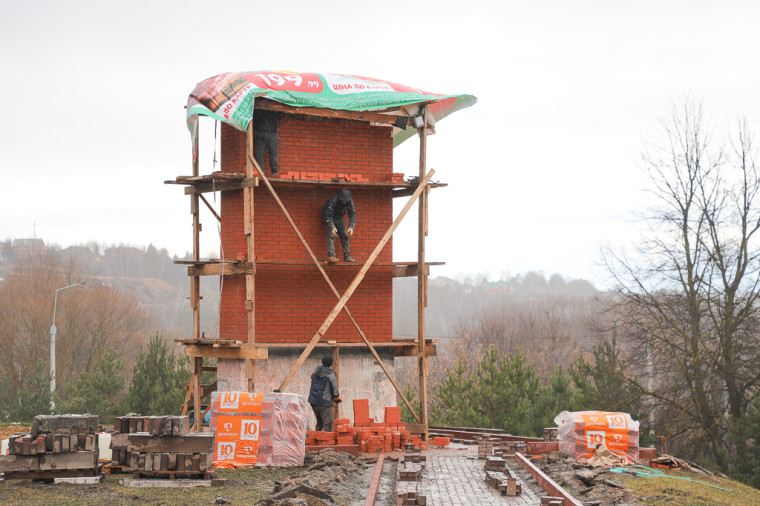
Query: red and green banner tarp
[[186, 70, 476, 148]]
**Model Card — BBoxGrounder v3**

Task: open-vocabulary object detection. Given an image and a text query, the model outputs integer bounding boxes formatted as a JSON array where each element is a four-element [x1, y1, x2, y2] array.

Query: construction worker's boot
[[344, 256, 356, 262], [328, 256, 339, 263]]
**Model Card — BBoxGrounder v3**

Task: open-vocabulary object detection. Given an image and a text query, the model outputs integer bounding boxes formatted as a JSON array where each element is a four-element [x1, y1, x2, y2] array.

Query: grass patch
[[619, 468, 760, 506], [0, 466, 300, 505]]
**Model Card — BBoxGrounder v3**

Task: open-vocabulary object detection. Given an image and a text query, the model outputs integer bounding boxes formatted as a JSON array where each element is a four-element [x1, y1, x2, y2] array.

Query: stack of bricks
[[278, 170, 370, 182], [431, 437, 450, 448], [477, 437, 502, 459], [395, 481, 427, 505], [0, 414, 100, 478], [386, 172, 405, 183], [483, 457, 522, 497], [111, 415, 192, 467], [395, 444, 427, 505], [305, 400, 425, 453], [543, 427, 559, 441], [116, 415, 215, 477]]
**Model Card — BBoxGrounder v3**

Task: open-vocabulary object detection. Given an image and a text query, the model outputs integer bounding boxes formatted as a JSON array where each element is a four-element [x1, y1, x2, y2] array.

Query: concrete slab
[[54, 475, 104, 484], [119, 478, 212, 488]]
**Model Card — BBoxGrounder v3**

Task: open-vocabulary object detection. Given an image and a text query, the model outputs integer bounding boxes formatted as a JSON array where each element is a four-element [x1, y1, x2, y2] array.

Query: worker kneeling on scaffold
[[323, 189, 356, 263]]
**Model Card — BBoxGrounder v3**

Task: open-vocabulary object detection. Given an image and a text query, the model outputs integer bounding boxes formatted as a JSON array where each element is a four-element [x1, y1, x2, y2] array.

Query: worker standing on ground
[[308, 356, 342, 431], [323, 189, 356, 263]]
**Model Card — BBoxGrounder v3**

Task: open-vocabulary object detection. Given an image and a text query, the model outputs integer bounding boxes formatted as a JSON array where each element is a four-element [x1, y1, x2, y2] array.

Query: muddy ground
[[0, 449, 376, 506]]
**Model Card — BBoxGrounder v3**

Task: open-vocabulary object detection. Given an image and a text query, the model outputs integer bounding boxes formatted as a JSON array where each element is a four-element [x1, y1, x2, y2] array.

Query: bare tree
[[0, 251, 151, 398], [608, 100, 760, 471]]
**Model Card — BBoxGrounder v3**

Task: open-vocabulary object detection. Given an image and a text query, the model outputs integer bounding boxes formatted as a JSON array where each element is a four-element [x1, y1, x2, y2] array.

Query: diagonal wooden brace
[[247, 151, 431, 421], [274, 165, 435, 392]]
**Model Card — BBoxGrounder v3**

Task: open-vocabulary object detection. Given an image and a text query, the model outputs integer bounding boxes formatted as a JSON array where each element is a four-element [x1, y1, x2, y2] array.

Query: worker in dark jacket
[[308, 356, 342, 431], [253, 108, 284, 176], [323, 189, 356, 263]]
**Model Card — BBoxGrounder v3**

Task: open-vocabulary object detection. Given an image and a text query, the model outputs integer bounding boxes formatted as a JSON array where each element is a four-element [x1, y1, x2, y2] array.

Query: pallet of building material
[[128, 451, 214, 476], [114, 415, 191, 436], [209, 391, 308, 468], [0, 451, 99, 478], [398, 462, 423, 482], [103, 464, 131, 475], [127, 432, 214, 454], [395, 480, 427, 505], [554, 410, 640, 464]]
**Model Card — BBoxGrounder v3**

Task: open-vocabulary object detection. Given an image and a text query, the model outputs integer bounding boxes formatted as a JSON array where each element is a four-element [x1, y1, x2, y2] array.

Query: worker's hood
[[315, 365, 334, 379]]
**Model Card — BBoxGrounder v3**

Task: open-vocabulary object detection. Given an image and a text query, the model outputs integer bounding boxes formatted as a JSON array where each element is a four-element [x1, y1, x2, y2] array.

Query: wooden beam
[[332, 346, 340, 421], [199, 194, 221, 222], [245, 121, 257, 391], [184, 177, 258, 195], [257, 99, 408, 129], [392, 264, 430, 278], [394, 344, 437, 357], [192, 357, 202, 431], [184, 345, 268, 360], [191, 121, 200, 342], [188, 262, 254, 276], [417, 105, 429, 440], [277, 168, 435, 393]]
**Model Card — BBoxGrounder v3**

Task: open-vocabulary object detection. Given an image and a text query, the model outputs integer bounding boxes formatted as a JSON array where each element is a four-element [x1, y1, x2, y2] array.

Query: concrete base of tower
[[251, 347, 397, 428]]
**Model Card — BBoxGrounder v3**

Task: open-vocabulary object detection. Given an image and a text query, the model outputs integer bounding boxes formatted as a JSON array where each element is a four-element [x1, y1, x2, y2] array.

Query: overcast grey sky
[[2, 1, 758, 287]]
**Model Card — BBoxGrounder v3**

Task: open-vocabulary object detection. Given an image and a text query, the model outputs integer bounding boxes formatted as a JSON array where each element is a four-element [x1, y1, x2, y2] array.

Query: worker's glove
[[347, 227, 354, 237], [334, 396, 343, 404], [331, 227, 338, 237]]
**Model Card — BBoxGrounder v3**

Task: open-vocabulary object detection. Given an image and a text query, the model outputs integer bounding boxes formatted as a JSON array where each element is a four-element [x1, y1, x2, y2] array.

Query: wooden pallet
[[103, 464, 131, 475], [2, 468, 99, 481], [132, 469, 216, 480]]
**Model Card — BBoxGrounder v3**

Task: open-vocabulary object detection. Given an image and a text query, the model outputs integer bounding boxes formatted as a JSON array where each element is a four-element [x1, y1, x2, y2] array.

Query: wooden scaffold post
[[418, 105, 429, 440]]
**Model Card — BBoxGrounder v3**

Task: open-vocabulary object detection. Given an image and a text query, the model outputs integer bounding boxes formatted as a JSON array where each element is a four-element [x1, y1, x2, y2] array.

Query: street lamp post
[[50, 281, 86, 412]]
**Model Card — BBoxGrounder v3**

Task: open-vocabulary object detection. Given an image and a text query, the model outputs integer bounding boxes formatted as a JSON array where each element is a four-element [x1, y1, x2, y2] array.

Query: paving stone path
[[419, 447, 542, 505]]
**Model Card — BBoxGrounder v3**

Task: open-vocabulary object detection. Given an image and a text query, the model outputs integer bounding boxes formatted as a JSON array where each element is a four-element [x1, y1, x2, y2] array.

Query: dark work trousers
[[312, 404, 334, 431], [254, 131, 280, 174], [325, 220, 351, 259]]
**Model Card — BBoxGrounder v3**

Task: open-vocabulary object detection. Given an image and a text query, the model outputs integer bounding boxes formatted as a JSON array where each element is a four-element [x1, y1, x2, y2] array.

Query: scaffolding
[[167, 100, 442, 436]]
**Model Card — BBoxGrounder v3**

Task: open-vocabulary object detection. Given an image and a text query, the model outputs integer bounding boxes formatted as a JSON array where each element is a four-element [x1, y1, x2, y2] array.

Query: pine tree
[[125, 334, 191, 415], [430, 357, 483, 427], [472, 346, 509, 429], [536, 365, 574, 431], [728, 395, 760, 488], [60, 349, 126, 423], [501, 349, 542, 436], [569, 334, 642, 417], [15, 360, 53, 421]]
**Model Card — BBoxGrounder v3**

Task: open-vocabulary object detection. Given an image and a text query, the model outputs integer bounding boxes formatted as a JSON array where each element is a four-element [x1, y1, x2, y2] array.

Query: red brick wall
[[219, 116, 394, 343]]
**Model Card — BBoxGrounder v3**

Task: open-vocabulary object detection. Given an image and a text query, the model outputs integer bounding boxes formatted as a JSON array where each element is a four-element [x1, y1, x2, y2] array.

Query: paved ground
[[418, 446, 542, 505]]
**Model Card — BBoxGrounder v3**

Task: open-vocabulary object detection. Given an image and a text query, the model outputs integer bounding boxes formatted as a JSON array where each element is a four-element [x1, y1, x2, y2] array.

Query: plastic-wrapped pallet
[[210, 391, 307, 468], [553, 411, 639, 465]]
